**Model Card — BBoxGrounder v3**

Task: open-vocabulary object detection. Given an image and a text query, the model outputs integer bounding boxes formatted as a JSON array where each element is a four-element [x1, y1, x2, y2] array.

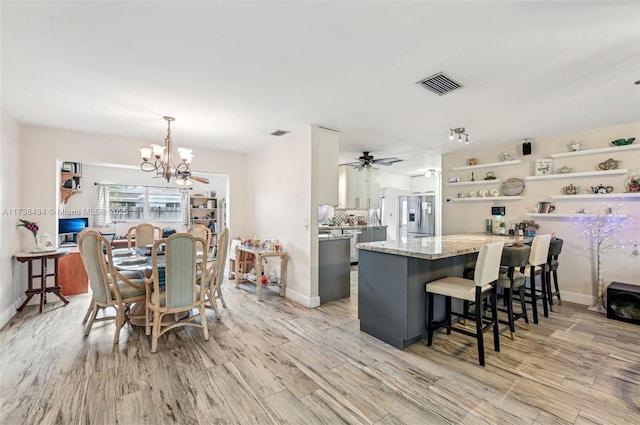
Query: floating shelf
[[445, 179, 502, 186], [525, 169, 628, 180], [446, 196, 523, 202], [548, 193, 640, 200], [550, 144, 640, 159], [450, 159, 522, 171], [525, 213, 628, 219]]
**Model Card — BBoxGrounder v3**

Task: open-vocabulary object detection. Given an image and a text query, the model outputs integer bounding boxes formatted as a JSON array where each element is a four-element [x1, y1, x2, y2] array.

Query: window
[[108, 185, 184, 222]]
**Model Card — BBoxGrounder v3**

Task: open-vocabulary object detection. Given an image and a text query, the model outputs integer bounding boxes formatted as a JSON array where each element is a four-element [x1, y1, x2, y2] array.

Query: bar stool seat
[[425, 241, 504, 367]]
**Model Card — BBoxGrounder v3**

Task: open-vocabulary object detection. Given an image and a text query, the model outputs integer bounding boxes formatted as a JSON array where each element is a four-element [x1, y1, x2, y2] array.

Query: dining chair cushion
[[426, 276, 493, 301], [111, 279, 146, 299]]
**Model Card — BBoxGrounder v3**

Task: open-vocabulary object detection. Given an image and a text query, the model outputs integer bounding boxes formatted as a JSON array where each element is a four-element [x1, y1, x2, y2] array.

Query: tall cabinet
[[338, 165, 380, 209], [189, 194, 220, 250]]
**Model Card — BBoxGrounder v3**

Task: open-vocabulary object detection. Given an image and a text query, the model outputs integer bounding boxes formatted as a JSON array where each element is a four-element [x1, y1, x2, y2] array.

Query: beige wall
[[441, 121, 640, 305], [0, 111, 21, 327]]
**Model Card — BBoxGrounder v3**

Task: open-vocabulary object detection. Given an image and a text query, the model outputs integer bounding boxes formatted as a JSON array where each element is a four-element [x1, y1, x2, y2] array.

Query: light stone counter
[[319, 234, 352, 241], [356, 233, 527, 260]]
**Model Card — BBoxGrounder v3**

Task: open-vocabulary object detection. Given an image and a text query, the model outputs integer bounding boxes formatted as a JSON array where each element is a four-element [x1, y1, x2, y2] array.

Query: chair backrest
[[529, 234, 552, 266], [153, 233, 206, 309], [214, 227, 230, 285], [473, 241, 504, 287], [501, 245, 531, 268], [127, 223, 161, 248], [548, 237, 563, 259], [78, 230, 112, 304], [188, 224, 212, 251]]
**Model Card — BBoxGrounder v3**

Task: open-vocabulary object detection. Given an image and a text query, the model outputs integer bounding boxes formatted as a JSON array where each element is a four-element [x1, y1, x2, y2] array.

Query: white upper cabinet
[[339, 165, 380, 208]]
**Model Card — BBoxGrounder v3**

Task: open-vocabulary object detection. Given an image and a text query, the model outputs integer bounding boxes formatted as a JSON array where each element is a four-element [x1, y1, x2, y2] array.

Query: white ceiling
[[2, 1, 639, 176]]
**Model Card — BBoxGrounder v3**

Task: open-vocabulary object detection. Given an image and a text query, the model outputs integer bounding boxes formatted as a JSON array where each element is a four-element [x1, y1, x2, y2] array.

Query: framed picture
[[535, 159, 553, 175]]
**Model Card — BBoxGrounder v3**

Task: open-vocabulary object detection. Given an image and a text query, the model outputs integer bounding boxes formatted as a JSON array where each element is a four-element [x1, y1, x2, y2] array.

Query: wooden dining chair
[[202, 227, 230, 319], [425, 241, 504, 367], [78, 230, 146, 344], [126, 223, 162, 248], [145, 233, 209, 353], [188, 223, 212, 254]]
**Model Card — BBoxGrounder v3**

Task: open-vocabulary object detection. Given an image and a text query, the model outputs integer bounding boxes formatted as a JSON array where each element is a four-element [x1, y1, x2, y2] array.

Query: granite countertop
[[356, 233, 529, 260], [319, 224, 388, 230], [319, 234, 352, 241]]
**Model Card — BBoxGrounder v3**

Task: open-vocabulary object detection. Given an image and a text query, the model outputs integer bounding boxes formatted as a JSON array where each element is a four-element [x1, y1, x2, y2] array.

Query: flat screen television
[[58, 217, 89, 243]]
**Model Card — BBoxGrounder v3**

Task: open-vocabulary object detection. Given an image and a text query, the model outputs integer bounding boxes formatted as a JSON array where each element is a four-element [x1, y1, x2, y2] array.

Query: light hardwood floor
[[1, 268, 639, 425]]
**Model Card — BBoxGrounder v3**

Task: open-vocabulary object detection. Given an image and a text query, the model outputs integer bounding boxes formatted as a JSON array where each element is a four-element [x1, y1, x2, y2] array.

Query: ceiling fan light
[[176, 177, 192, 186], [465, 135, 469, 144]]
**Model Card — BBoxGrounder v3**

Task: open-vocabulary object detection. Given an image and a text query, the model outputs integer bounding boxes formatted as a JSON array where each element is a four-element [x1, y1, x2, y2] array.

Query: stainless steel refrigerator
[[398, 194, 436, 239]]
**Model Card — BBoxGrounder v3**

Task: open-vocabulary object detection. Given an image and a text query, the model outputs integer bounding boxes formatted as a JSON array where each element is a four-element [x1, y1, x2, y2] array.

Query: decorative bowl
[[611, 138, 635, 146]]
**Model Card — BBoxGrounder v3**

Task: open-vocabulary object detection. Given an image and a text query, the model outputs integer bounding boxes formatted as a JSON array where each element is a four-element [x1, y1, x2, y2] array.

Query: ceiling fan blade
[[340, 161, 362, 166], [371, 157, 402, 164], [190, 176, 209, 184]]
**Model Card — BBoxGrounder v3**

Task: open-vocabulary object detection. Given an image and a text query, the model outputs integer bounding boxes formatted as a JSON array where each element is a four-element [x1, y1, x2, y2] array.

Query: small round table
[[15, 250, 70, 313]]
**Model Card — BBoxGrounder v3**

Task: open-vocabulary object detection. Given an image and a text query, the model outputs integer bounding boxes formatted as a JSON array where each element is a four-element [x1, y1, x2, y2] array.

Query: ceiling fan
[[343, 151, 403, 171]]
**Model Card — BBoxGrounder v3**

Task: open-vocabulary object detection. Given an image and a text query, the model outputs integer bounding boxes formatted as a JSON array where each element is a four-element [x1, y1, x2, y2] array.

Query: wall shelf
[[550, 144, 640, 159], [525, 169, 628, 180], [548, 193, 640, 200], [450, 159, 522, 171], [446, 196, 523, 202], [445, 179, 502, 186], [525, 213, 628, 219]]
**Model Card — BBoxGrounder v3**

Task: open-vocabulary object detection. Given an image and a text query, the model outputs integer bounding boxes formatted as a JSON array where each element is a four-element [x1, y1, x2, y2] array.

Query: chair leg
[[426, 292, 434, 346], [475, 293, 485, 367], [209, 288, 221, 320], [151, 311, 162, 353], [505, 288, 515, 340], [216, 286, 227, 308], [546, 270, 554, 312], [517, 286, 530, 330], [145, 303, 151, 336], [84, 300, 98, 336], [491, 288, 500, 353], [553, 270, 562, 305], [83, 298, 94, 324], [540, 270, 549, 318], [113, 304, 124, 345], [445, 296, 452, 335], [462, 300, 469, 326], [200, 303, 210, 341], [529, 268, 539, 324]]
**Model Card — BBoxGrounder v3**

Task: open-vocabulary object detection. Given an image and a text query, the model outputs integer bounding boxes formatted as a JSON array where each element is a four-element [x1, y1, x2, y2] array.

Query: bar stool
[[497, 245, 531, 340], [425, 241, 504, 367], [520, 234, 552, 324], [545, 237, 564, 310]]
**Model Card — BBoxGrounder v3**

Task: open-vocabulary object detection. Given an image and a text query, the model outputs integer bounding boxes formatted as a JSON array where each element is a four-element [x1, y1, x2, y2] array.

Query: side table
[[15, 250, 70, 313], [234, 245, 287, 302]]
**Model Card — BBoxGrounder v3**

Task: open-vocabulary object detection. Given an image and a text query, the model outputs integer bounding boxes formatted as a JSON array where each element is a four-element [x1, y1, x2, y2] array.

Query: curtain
[[180, 189, 189, 226], [94, 184, 111, 227]]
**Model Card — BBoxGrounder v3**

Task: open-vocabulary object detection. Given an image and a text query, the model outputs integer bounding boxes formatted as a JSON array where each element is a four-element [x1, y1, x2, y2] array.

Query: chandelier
[[139, 116, 194, 186], [424, 169, 441, 178], [449, 127, 470, 144]]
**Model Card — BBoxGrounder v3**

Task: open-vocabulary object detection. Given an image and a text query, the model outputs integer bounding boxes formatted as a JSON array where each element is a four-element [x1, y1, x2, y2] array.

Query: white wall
[[0, 111, 21, 329], [441, 121, 640, 305], [379, 172, 410, 191], [248, 128, 316, 307]]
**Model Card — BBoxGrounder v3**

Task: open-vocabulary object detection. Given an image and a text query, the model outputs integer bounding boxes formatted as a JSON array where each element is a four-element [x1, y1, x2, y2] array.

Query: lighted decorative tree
[[572, 205, 631, 313]]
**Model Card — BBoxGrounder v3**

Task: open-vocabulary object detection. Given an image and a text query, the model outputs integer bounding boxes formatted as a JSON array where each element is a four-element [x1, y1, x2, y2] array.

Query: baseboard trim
[[0, 301, 18, 331], [285, 288, 320, 308]]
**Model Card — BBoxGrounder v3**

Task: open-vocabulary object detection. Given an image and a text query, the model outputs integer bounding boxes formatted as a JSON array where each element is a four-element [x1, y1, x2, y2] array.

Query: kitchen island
[[356, 233, 527, 349]]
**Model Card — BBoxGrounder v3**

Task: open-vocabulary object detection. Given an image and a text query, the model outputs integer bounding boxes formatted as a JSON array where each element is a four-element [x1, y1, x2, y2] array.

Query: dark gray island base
[[357, 234, 526, 349]]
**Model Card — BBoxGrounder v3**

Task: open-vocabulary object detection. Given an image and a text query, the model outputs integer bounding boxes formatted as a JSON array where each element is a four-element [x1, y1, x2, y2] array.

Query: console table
[[15, 250, 70, 313], [234, 245, 287, 301]]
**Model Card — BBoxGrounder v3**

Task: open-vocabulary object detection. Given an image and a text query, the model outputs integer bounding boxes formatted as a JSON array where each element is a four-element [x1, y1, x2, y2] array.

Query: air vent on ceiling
[[417, 72, 463, 96], [270, 129, 290, 136]]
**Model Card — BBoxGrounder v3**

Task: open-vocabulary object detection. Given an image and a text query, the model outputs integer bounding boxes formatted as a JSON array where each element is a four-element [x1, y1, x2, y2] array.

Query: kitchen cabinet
[[338, 165, 380, 209], [312, 126, 340, 206]]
